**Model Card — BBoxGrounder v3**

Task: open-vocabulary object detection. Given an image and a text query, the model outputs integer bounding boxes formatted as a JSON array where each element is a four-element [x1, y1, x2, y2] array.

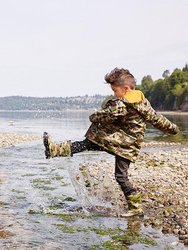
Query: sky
[[0, 0, 188, 97]]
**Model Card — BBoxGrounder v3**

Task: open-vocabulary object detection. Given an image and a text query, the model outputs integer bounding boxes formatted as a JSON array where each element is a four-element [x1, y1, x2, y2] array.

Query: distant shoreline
[[158, 111, 188, 115], [0, 109, 92, 113], [0, 109, 188, 115]]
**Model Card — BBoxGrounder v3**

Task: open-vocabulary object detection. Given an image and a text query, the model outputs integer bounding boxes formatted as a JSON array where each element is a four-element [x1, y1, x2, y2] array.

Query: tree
[[162, 70, 170, 79], [182, 63, 188, 72], [150, 79, 167, 109], [141, 75, 153, 90], [172, 82, 188, 109], [168, 69, 188, 88], [138, 65, 188, 110], [140, 75, 154, 100]]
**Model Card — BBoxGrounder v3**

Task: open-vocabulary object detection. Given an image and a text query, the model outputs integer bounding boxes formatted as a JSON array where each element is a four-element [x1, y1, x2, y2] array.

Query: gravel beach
[[0, 133, 40, 148], [78, 143, 188, 246]]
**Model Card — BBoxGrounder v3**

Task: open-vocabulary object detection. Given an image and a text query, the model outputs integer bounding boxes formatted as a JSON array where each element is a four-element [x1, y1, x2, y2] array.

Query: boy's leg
[[71, 139, 103, 154], [43, 132, 103, 158], [115, 155, 136, 196], [115, 155, 143, 217]]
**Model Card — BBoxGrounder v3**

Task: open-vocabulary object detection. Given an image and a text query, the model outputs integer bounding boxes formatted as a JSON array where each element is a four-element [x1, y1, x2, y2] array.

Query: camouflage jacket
[[85, 98, 179, 162]]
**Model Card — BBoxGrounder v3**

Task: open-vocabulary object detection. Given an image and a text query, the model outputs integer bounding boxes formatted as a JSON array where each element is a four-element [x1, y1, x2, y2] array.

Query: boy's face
[[111, 84, 127, 98]]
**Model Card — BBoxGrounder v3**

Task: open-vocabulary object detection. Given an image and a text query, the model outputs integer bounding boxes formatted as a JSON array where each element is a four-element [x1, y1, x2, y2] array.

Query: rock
[[184, 239, 188, 245], [162, 226, 170, 234]]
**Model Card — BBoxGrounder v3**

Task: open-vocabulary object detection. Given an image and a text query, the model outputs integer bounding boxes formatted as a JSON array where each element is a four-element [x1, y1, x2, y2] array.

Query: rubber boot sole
[[43, 132, 50, 159]]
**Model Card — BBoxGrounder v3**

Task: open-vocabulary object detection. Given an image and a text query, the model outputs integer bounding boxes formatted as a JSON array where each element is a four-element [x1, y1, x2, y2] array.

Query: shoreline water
[[0, 133, 187, 246]]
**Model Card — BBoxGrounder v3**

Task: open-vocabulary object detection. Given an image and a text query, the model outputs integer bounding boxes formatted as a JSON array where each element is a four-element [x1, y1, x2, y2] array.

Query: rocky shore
[[0, 133, 40, 148], [78, 143, 188, 246]]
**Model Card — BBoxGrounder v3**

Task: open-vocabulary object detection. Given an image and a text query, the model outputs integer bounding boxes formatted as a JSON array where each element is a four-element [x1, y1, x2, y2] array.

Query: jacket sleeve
[[89, 99, 128, 124], [133, 99, 180, 134]]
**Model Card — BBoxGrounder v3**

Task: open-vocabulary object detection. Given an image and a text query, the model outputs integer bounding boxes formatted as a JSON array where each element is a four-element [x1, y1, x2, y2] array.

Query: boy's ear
[[124, 85, 131, 91], [124, 85, 129, 90]]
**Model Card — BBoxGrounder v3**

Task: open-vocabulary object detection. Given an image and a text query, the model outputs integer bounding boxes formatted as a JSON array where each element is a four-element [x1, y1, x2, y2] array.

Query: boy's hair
[[105, 67, 136, 89]]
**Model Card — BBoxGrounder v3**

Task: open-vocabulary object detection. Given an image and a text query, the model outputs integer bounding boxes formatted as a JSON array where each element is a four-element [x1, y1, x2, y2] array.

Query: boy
[[43, 68, 179, 217]]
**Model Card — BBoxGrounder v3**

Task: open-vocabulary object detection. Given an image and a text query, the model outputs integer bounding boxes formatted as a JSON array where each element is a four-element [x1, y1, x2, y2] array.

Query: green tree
[[139, 65, 188, 111], [140, 75, 154, 99], [150, 79, 167, 109], [162, 69, 170, 79], [168, 68, 188, 88], [182, 63, 188, 71], [173, 82, 188, 109]]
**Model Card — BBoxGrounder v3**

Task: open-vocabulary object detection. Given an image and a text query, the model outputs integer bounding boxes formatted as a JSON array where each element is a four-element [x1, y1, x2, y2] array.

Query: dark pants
[[115, 155, 136, 196], [71, 138, 136, 197]]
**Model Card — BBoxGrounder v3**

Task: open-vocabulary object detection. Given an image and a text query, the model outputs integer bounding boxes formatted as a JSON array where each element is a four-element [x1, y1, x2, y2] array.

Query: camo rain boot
[[121, 192, 144, 217], [43, 132, 71, 159]]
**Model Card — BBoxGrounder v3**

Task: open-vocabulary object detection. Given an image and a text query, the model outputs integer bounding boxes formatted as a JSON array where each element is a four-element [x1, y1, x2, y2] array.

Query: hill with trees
[[138, 64, 188, 111], [0, 95, 106, 111]]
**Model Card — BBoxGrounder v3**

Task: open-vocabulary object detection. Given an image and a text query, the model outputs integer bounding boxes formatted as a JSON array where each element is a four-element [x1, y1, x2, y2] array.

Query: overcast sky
[[0, 0, 187, 97]]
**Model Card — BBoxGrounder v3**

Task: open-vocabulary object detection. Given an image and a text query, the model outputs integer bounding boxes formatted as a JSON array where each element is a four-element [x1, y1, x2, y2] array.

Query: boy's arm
[[89, 99, 128, 124], [133, 99, 180, 134]]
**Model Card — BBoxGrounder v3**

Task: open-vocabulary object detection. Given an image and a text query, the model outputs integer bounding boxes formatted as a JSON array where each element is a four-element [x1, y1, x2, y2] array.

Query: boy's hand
[[172, 125, 180, 135]]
